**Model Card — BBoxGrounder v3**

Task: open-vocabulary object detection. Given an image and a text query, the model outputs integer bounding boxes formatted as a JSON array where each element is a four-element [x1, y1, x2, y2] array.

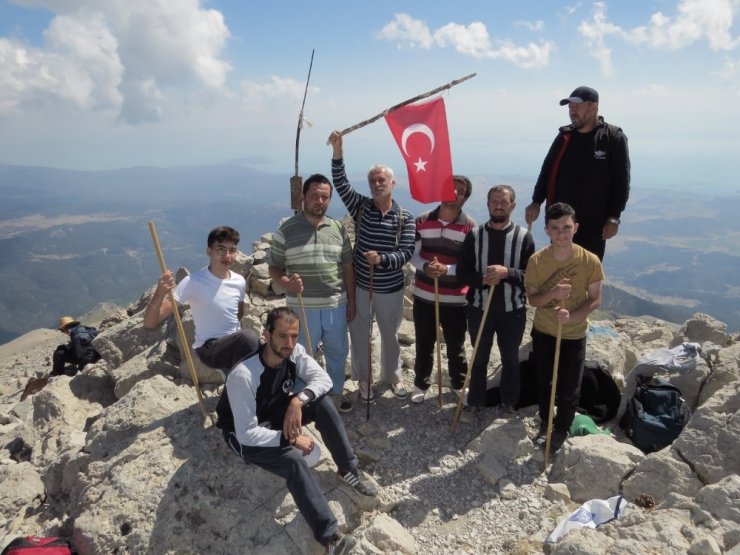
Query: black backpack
[[619, 376, 690, 453], [577, 361, 621, 424], [70, 325, 100, 362]]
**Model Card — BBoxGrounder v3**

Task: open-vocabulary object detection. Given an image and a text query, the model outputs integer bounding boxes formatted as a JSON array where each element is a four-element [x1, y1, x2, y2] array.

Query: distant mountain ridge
[[1, 163, 738, 345]]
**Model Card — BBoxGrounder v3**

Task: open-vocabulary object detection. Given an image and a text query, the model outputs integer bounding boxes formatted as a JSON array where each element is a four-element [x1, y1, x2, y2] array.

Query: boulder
[[586, 321, 628, 389], [621, 450, 703, 504], [675, 313, 731, 347]]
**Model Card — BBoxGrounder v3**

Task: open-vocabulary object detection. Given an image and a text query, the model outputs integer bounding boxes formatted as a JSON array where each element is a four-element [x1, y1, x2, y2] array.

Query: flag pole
[[434, 278, 443, 409], [290, 49, 315, 212], [330, 73, 477, 141]]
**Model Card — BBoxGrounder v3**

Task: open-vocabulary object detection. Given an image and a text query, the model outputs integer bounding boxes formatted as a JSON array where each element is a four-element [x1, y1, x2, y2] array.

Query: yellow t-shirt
[[524, 244, 605, 340]]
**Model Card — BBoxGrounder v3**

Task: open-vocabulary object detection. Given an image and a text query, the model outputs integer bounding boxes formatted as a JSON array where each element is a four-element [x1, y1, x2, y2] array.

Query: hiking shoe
[[410, 386, 427, 404], [326, 532, 357, 555], [459, 405, 481, 423], [549, 430, 568, 454], [338, 396, 353, 413], [452, 387, 468, 404], [358, 381, 375, 402], [390, 383, 408, 399], [339, 468, 378, 497]]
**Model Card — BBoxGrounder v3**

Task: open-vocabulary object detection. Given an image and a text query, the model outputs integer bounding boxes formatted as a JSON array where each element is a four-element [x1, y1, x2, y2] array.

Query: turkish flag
[[384, 97, 455, 203]]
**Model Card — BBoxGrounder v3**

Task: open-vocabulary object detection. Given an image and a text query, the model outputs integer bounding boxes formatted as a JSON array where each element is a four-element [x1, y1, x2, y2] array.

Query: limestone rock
[[586, 321, 627, 389], [677, 313, 730, 347], [699, 342, 740, 405], [622, 450, 703, 504]]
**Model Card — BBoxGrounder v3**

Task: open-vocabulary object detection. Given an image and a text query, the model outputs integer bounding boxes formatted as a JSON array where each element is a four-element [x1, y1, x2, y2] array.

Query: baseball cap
[[559, 86, 599, 106]]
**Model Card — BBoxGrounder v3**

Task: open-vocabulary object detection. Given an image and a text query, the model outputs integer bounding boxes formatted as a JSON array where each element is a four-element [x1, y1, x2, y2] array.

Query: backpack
[[619, 376, 690, 453], [577, 361, 621, 424], [1, 536, 74, 555], [70, 325, 100, 363]]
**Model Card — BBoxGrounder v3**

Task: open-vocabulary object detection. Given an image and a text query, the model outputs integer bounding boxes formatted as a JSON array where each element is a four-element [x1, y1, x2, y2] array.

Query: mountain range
[[0, 162, 737, 344]]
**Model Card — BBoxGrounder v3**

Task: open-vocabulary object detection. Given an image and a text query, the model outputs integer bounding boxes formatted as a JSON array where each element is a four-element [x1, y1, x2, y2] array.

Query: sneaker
[[452, 387, 468, 404], [338, 468, 378, 497], [338, 396, 353, 413], [390, 383, 408, 399], [326, 532, 357, 555], [410, 386, 427, 404], [358, 381, 375, 402]]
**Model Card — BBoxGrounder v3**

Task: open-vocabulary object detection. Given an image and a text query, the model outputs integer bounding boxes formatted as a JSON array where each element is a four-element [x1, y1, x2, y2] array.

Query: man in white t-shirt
[[143, 226, 258, 370]]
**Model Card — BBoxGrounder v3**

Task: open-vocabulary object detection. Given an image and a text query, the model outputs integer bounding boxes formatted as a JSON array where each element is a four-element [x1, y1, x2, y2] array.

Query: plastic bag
[[546, 495, 629, 543]]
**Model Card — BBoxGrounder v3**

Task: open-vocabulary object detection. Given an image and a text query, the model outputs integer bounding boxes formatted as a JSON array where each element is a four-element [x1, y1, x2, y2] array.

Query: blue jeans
[[298, 305, 349, 396]]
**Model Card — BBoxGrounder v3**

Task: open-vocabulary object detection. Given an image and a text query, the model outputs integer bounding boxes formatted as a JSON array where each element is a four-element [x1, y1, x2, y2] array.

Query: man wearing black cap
[[525, 86, 630, 260]]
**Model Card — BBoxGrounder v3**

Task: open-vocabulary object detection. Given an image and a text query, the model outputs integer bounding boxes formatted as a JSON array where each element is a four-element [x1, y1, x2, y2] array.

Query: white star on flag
[[414, 157, 428, 172]]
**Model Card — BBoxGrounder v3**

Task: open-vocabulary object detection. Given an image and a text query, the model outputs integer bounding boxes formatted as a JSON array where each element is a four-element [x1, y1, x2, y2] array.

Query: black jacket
[[533, 116, 630, 232]]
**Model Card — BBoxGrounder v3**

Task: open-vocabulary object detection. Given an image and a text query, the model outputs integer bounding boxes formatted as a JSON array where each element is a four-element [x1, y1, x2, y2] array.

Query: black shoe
[[499, 403, 516, 416], [549, 430, 568, 453], [338, 468, 378, 497], [338, 396, 353, 413], [326, 532, 357, 554]]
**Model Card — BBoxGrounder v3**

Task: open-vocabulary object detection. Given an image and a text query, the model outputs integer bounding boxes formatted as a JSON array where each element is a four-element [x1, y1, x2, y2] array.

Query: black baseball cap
[[559, 86, 599, 105]]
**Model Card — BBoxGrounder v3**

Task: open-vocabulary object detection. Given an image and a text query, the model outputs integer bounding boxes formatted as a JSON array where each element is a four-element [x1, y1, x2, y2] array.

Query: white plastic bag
[[546, 495, 630, 543]]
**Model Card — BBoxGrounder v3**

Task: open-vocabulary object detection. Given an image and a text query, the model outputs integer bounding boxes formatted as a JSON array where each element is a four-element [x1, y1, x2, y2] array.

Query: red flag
[[384, 97, 455, 203]]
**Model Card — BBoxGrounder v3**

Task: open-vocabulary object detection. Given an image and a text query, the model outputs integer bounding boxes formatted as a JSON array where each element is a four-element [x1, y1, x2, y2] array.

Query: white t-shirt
[[173, 267, 246, 348]]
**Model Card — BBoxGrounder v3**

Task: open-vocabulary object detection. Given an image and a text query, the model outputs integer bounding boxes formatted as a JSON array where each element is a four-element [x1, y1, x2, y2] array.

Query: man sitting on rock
[[51, 316, 102, 376], [143, 225, 259, 371], [216, 307, 377, 553]]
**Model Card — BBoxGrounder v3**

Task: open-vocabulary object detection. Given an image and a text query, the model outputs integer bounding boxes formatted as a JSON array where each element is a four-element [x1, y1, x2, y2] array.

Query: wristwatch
[[297, 391, 310, 406], [607, 217, 620, 226]]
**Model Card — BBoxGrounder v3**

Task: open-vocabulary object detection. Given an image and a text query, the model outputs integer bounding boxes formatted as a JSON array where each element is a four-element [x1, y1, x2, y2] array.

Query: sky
[[0, 0, 739, 194]]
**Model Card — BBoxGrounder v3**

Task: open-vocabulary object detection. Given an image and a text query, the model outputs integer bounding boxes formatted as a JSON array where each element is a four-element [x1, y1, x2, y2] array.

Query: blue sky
[[0, 0, 738, 193]]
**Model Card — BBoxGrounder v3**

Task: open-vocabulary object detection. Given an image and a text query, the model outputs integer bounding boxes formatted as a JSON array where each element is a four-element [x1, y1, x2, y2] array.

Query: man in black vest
[[51, 316, 101, 376], [525, 86, 630, 260]]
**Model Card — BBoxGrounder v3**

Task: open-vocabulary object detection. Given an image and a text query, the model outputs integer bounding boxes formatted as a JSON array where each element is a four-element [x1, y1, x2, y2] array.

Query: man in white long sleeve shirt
[[216, 307, 377, 553]]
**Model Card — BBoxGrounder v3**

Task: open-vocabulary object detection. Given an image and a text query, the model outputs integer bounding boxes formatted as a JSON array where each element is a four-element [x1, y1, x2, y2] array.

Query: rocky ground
[[1, 240, 738, 554]]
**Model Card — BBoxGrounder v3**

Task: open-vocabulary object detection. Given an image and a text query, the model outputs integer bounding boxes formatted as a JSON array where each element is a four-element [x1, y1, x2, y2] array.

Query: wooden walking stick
[[329, 73, 476, 141], [434, 277, 443, 408], [544, 321, 564, 467], [297, 291, 314, 359], [290, 49, 315, 212], [365, 264, 375, 421], [450, 284, 495, 432], [148, 221, 211, 424]]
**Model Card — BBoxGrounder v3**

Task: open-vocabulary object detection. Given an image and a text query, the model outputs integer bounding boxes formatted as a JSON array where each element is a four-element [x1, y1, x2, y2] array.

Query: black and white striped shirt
[[332, 159, 415, 293]]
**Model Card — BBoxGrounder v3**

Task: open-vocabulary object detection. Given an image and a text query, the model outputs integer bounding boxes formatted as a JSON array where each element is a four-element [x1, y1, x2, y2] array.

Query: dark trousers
[[224, 395, 357, 544], [575, 228, 606, 261], [532, 329, 587, 433], [195, 329, 259, 370], [466, 305, 526, 407], [51, 344, 79, 376], [413, 298, 467, 391]]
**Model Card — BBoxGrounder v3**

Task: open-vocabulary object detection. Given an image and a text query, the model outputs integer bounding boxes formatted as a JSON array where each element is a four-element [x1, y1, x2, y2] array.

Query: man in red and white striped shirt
[[410, 176, 477, 403]]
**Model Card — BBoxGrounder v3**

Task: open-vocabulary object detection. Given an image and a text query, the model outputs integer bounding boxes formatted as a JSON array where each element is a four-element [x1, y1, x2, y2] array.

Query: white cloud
[[239, 76, 319, 109], [514, 20, 545, 32], [578, 0, 740, 77], [378, 13, 553, 69], [627, 0, 739, 51], [0, 0, 231, 123]]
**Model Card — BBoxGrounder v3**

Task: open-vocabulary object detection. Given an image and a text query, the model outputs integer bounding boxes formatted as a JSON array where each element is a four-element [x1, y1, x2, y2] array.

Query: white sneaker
[[358, 381, 375, 402], [411, 386, 427, 404]]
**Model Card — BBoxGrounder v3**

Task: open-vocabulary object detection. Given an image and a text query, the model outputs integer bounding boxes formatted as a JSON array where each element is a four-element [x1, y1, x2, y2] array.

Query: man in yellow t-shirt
[[524, 203, 604, 453]]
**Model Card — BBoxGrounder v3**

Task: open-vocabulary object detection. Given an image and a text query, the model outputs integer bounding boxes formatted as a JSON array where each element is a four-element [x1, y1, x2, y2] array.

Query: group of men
[[139, 85, 629, 553]]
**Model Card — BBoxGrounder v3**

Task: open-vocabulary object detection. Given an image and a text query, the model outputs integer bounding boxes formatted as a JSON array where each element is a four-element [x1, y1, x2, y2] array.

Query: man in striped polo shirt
[[269, 174, 356, 412], [328, 130, 416, 402], [409, 176, 477, 404], [458, 185, 535, 413]]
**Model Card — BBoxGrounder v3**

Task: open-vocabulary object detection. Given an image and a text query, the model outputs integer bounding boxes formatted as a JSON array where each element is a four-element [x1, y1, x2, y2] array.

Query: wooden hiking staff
[[366, 265, 375, 421], [148, 221, 211, 424], [450, 284, 495, 432], [290, 49, 315, 211], [297, 292, 314, 359], [330, 73, 476, 141], [544, 322, 564, 467], [434, 278, 443, 408]]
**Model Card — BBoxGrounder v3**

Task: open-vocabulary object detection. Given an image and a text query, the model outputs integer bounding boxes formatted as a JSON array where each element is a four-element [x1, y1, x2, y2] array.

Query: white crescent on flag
[[401, 124, 435, 156]]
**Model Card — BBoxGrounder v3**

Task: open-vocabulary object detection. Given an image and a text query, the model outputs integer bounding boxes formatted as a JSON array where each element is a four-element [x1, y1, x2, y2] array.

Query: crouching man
[[216, 307, 377, 553]]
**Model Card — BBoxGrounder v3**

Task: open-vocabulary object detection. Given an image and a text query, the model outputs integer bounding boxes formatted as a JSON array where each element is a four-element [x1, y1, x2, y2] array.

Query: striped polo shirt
[[332, 159, 415, 294], [412, 207, 477, 306], [268, 213, 353, 309]]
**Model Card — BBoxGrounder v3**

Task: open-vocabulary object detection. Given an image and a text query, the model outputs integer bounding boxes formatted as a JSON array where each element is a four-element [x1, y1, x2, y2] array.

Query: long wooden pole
[[333, 73, 477, 140], [291, 49, 315, 211], [148, 222, 210, 423], [450, 284, 494, 432], [366, 265, 375, 421], [297, 292, 314, 359], [544, 322, 564, 467], [434, 278, 443, 408]]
